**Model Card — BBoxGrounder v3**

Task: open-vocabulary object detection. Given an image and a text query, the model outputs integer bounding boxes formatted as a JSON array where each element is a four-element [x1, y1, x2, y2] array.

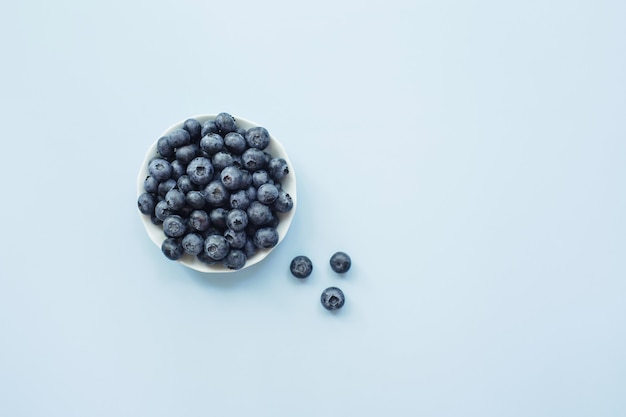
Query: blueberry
[[181, 233, 204, 255], [165, 188, 186, 211], [212, 151, 235, 171], [209, 207, 228, 230], [253, 227, 279, 249], [204, 180, 230, 207], [229, 189, 250, 210], [204, 234, 230, 260], [224, 228, 247, 249], [242, 238, 257, 258], [224, 132, 247, 155], [268, 157, 289, 181], [251, 170, 271, 188], [215, 112, 237, 135], [239, 168, 252, 187], [245, 126, 270, 150], [162, 238, 184, 260], [320, 287, 345, 310], [177, 175, 196, 193], [157, 178, 177, 197], [200, 133, 224, 155], [197, 249, 218, 265], [257, 183, 279, 205], [148, 158, 172, 182], [170, 160, 186, 180], [201, 120, 219, 137], [186, 190, 206, 209], [157, 136, 175, 158], [226, 208, 248, 232], [290, 255, 313, 278], [242, 147, 267, 171], [330, 251, 351, 273], [246, 201, 272, 225], [144, 176, 159, 194], [154, 200, 173, 221], [163, 215, 187, 238], [137, 192, 156, 215], [175, 143, 200, 166], [245, 185, 257, 203], [223, 249, 247, 270], [272, 189, 293, 213], [183, 118, 202, 142], [186, 156, 214, 185], [188, 209, 210, 232], [220, 165, 244, 190], [168, 128, 191, 148]]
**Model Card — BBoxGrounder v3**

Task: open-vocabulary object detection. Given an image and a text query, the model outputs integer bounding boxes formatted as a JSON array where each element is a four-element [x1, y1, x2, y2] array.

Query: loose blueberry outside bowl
[[137, 114, 297, 273]]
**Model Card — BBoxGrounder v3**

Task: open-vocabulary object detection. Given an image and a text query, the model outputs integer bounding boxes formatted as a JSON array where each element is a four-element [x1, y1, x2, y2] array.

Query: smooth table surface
[[1, 1, 625, 416]]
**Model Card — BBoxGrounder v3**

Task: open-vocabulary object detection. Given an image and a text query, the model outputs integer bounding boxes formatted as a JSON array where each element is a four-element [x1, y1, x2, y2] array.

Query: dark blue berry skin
[[162, 238, 184, 260], [247, 201, 273, 225], [197, 249, 218, 265], [268, 158, 289, 181], [330, 252, 351, 273], [257, 183, 279, 205], [183, 118, 202, 143], [157, 136, 175, 158], [224, 228, 247, 249], [253, 227, 279, 249], [226, 208, 248, 232], [242, 148, 267, 171], [209, 207, 228, 230], [290, 256, 313, 278], [168, 128, 191, 148], [200, 133, 224, 155], [188, 209, 210, 232], [148, 158, 173, 182], [272, 189, 293, 213], [215, 112, 237, 135], [186, 191, 206, 209], [252, 170, 271, 188], [245, 126, 270, 150], [220, 166, 244, 190], [229, 189, 251, 210], [138, 192, 156, 215], [224, 132, 247, 155], [165, 189, 186, 211], [176, 143, 200, 166], [186, 157, 214, 185], [176, 175, 195, 194], [157, 178, 177, 197], [246, 185, 257, 203], [242, 238, 257, 258], [201, 120, 219, 137], [223, 249, 247, 270], [170, 160, 186, 180], [163, 215, 187, 238], [321, 287, 345, 310], [204, 234, 230, 260], [182, 233, 204, 255], [144, 176, 159, 194], [231, 154, 244, 169], [212, 151, 235, 171], [204, 180, 230, 207], [154, 200, 174, 221]]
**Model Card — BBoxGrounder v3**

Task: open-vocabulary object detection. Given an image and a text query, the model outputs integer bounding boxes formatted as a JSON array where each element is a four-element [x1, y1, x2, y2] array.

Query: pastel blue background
[[1, 1, 624, 416]]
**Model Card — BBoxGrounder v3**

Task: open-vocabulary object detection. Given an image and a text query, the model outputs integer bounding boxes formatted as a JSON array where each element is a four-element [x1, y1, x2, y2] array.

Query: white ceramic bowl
[[137, 114, 297, 273]]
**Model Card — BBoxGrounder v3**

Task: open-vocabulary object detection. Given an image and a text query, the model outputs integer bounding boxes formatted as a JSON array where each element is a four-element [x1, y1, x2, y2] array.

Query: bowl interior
[[137, 114, 297, 273]]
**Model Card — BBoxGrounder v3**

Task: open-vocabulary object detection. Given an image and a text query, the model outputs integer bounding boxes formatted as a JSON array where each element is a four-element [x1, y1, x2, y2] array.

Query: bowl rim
[[137, 114, 297, 273]]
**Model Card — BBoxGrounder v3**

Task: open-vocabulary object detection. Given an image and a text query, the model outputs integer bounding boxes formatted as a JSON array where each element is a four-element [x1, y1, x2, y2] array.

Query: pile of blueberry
[[290, 251, 351, 311], [137, 112, 293, 270]]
